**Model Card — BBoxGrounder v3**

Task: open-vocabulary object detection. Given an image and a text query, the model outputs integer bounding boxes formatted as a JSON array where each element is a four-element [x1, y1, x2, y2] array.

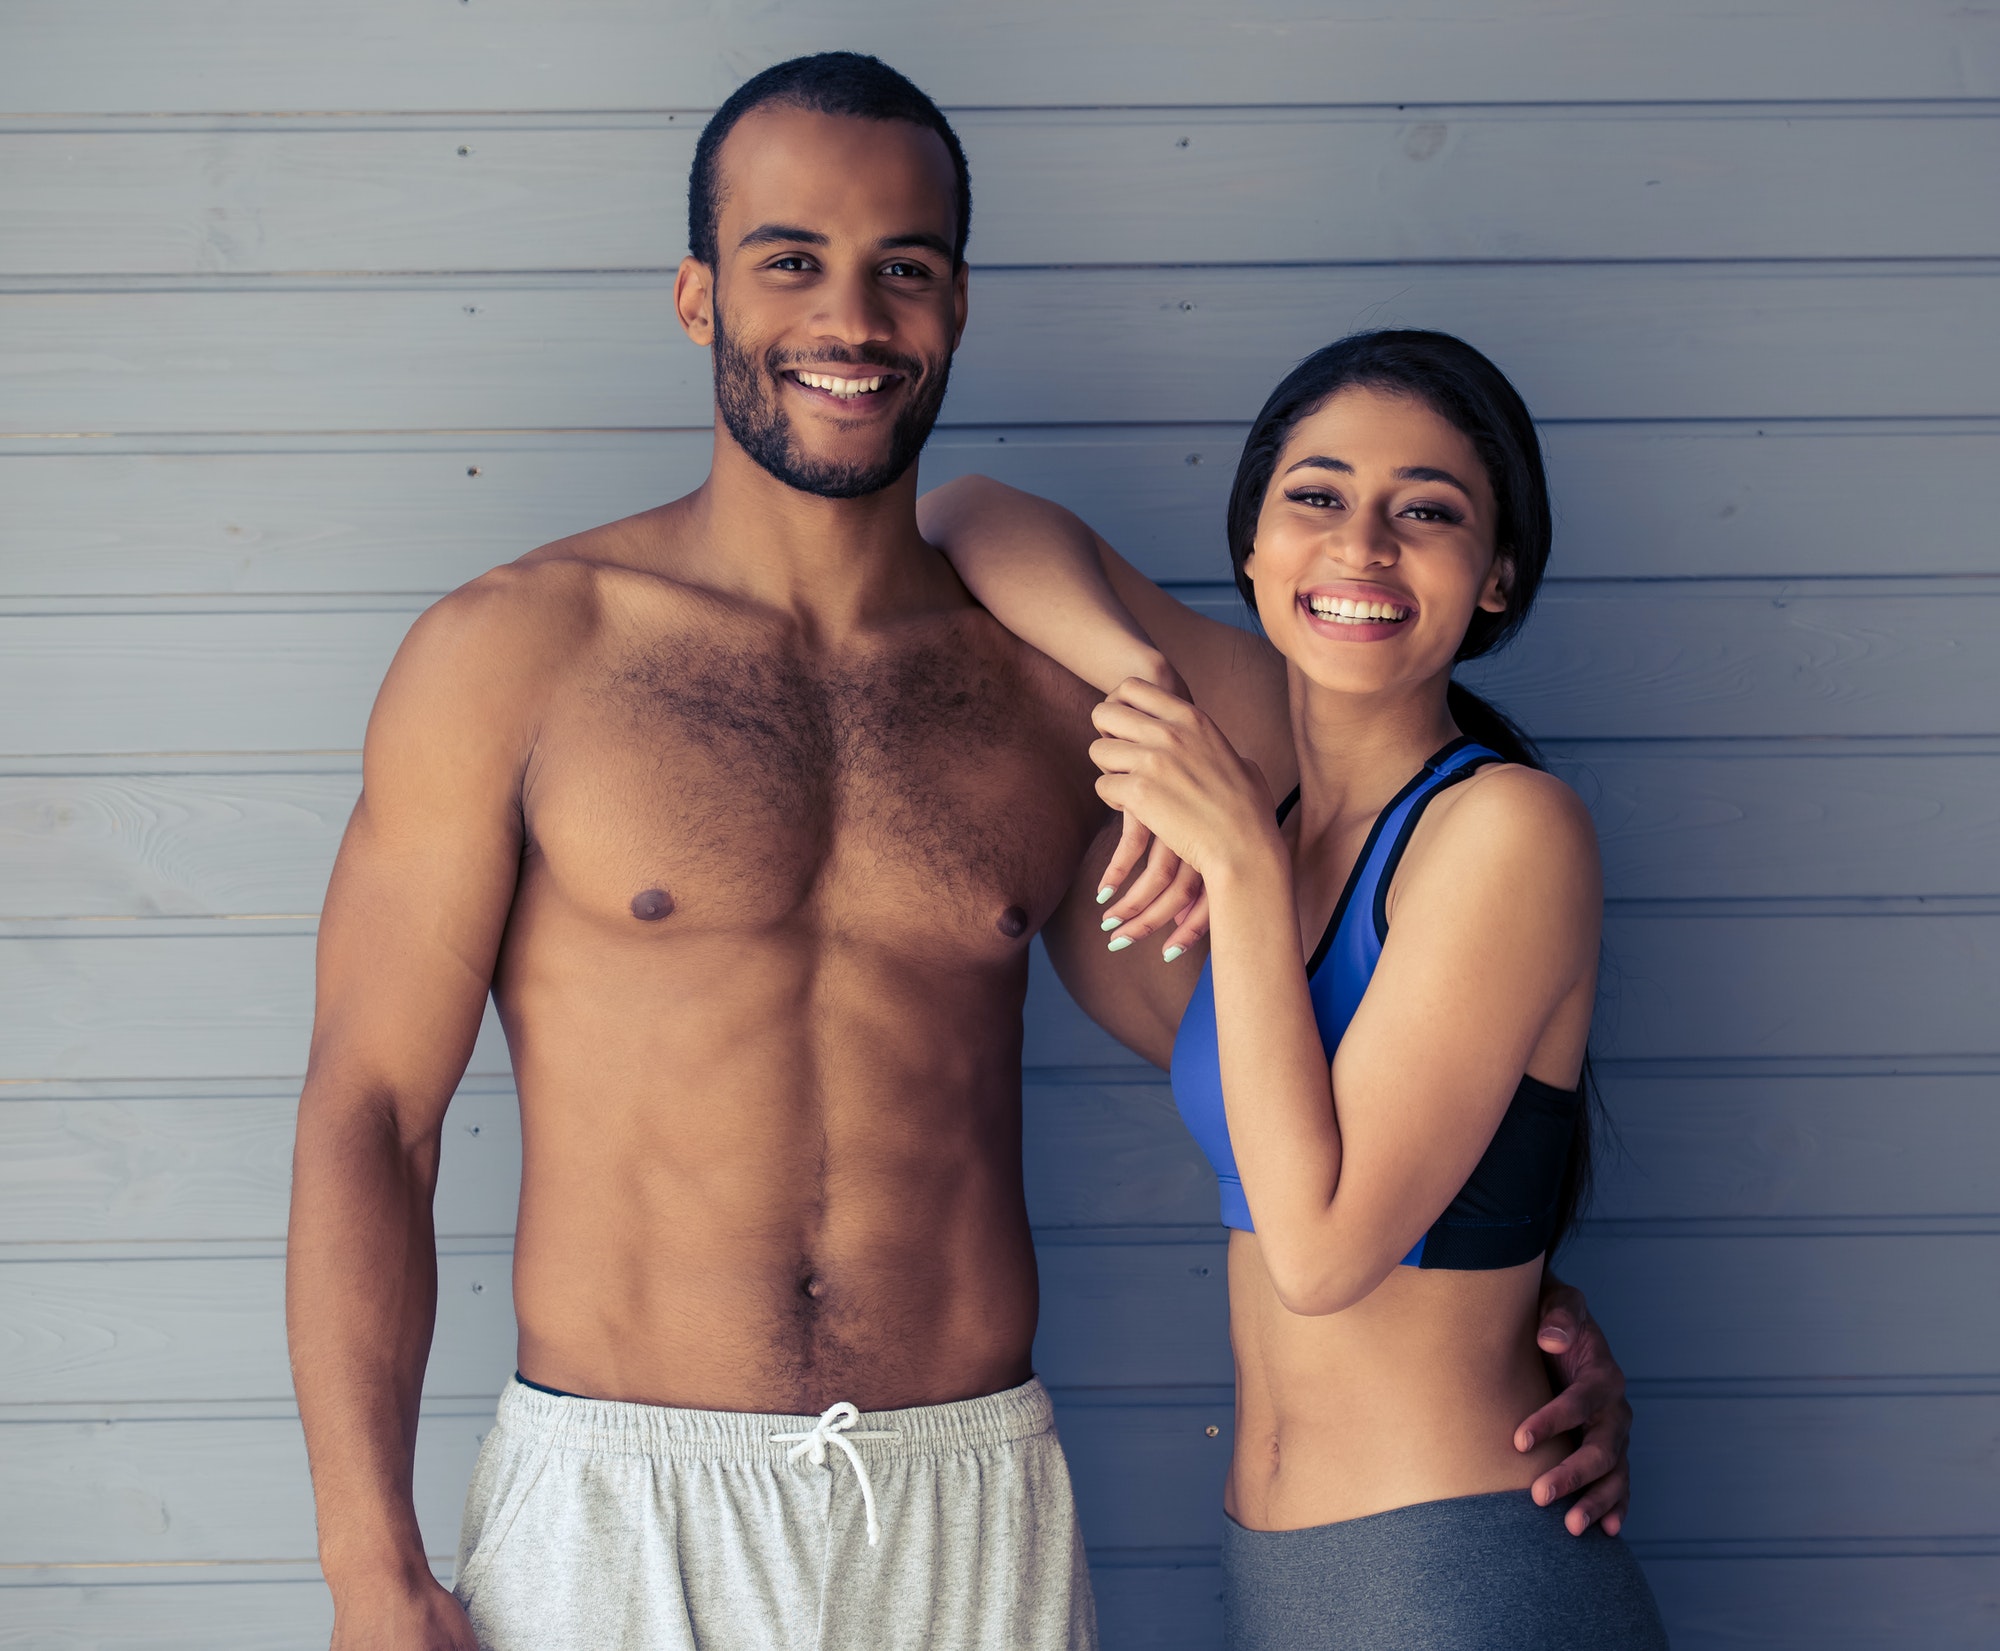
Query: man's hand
[[330, 1574, 481, 1651], [1515, 1274, 1632, 1536]]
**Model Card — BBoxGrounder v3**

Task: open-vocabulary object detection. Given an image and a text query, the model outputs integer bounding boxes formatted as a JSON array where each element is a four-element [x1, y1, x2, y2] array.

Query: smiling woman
[[923, 332, 1669, 1649]]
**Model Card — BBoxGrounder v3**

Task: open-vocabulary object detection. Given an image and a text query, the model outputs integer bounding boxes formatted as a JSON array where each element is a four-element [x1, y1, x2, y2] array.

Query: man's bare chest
[[521, 632, 1102, 946]]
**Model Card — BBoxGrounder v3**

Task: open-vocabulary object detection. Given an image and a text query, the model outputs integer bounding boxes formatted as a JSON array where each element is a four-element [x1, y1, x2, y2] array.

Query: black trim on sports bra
[[1278, 737, 1488, 978]]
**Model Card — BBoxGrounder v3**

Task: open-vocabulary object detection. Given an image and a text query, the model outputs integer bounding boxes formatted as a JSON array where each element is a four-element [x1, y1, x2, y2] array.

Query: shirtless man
[[286, 52, 1634, 1651]]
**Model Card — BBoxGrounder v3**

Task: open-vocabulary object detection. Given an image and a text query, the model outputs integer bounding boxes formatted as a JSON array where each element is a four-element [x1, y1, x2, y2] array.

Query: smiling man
[[285, 54, 1633, 1651]]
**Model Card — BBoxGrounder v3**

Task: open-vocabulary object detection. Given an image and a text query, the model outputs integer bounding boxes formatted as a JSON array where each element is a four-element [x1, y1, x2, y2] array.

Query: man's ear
[[674, 256, 716, 347], [950, 260, 970, 351], [1478, 552, 1513, 615]]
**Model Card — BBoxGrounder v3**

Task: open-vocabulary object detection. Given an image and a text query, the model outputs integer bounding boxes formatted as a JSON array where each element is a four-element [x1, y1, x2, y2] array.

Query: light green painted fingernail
[[1101, 915, 1123, 932], [1095, 886, 1116, 905], [1106, 935, 1133, 952], [1162, 945, 1186, 962]]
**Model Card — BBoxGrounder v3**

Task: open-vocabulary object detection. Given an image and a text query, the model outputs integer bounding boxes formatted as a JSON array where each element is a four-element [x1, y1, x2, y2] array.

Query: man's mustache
[[766, 345, 929, 380]]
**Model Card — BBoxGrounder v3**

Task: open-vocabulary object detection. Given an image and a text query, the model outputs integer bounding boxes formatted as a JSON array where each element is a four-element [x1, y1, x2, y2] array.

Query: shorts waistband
[[494, 1373, 1055, 1461]]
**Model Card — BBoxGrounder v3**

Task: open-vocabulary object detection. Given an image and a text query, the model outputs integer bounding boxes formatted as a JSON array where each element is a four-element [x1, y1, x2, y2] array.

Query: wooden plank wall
[[4, 4, 1998, 1645]]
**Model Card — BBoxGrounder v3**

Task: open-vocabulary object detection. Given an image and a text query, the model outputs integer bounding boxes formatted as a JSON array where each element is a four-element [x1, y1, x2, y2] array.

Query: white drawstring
[[770, 1401, 901, 1546]]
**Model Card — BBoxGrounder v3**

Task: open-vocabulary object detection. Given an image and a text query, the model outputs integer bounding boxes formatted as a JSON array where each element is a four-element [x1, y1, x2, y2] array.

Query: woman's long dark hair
[[1225, 328, 1596, 1256]]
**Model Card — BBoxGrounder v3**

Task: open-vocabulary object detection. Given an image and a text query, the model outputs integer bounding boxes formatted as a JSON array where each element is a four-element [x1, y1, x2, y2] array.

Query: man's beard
[[712, 308, 951, 500]]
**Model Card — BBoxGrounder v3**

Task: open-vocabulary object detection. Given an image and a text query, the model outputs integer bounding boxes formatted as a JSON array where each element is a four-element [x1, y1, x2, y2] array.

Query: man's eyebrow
[[1283, 455, 1354, 475], [1394, 465, 1474, 494], [738, 223, 829, 251], [879, 232, 954, 260]]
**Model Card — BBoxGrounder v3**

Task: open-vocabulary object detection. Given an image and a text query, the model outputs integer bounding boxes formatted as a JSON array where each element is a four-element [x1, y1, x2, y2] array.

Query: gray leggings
[[1223, 1490, 1669, 1650]]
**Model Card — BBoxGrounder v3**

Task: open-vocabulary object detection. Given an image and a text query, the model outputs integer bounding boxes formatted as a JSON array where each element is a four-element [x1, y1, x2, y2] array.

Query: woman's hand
[[1090, 677, 1283, 959]]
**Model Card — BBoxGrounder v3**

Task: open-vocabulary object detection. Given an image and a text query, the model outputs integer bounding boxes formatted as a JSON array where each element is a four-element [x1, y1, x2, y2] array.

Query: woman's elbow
[[1263, 1251, 1382, 1319]]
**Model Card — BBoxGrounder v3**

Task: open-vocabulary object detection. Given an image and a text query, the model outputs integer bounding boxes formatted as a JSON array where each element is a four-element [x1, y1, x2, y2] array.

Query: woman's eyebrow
[[1395, 465, 1473, 495], [1282, 455, 1354, 475]]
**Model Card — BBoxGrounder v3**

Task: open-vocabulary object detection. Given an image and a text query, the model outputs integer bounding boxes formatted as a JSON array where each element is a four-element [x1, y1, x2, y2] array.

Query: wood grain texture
[[6, 904, 1994, 1081], [7, 585, 1994, 760], [6, 1, 1995, 111], [9, 265, 2000, 436], [1643, 1556, 2000, 1651], [7, 1390, 1996, 1567], [0, 926, 510, 1080], [9, 422, 2000, 596], [5, 748, 1993, 919], [13, 1229, 1995, 1403], [11, 1556, 1995, 1651], [6, 1070, 1995, 1249], [0, 1091, 519, 1243], [10, 107, 2000, 276]]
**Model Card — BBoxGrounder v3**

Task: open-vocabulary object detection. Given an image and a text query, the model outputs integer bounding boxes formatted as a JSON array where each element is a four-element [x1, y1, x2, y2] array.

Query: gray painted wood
[[7, 1389, 1996, 1570], [9, 423, 2000, 596], [6, 749, 1996, 918], [7, 4, 1996, 1643], [7, 585, 1994, 760], [10, 108, 2000, 275], [11, 1228, 2000, 1403], [9, 265, 2000, 436], [7, 902, 1999, 1082], [6, 1067, 1993, 1249], [6, 2, 1994, 111]]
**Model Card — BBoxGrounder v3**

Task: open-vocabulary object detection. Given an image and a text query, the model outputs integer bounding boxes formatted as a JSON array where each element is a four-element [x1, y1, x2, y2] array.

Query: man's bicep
[[306, 603, 533, 1123]]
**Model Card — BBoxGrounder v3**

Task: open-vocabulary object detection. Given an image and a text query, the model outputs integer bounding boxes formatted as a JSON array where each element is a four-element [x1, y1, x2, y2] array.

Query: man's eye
[[883, 260, 930, 278], [769, 255, 814, 271]]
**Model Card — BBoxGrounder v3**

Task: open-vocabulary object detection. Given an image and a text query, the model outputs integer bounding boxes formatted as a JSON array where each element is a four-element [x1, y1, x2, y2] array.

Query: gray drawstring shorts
[[453, 1374, 1098, 1650]]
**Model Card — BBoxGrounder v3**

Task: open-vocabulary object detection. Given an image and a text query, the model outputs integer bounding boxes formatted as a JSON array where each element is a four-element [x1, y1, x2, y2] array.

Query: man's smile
[[783, 367, 905, 407]]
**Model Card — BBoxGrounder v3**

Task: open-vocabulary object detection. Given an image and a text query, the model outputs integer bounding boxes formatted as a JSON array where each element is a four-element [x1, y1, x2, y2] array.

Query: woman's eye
[[1400, 503, 1463, 524], [1288, 488, 1341, 509]]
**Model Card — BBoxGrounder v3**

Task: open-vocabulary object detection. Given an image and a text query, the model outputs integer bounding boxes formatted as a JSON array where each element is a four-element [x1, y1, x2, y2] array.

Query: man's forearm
[[286, 1090, 447, 1594]]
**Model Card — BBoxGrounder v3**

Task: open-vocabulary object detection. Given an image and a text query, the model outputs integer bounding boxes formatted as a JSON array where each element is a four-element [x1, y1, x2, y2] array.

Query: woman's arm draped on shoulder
[[919, 475, 1173, 695]]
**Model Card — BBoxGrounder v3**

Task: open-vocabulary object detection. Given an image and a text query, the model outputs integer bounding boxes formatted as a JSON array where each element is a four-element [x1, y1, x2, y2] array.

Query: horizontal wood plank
[[5, 2, 1994, 111], [9, 265, 2000, 436], [10, 1230, 1999, 1401], [5, 903, 1996, 1081], [9, 422, 2000, 596], [6, 747, 1994, 919], [5, 1069, 1997, 1247], [10, 1555, 1997, 1651], [8, 586, 1995, 760], [11, 108, 2000, 276], [0, 928, 512, 1080], [1643, 1555, 2000, 1651], [6, 1390, 1995, 1565], [0, 1091, 520, 1244], [1563, 1231, 2000, 1382]]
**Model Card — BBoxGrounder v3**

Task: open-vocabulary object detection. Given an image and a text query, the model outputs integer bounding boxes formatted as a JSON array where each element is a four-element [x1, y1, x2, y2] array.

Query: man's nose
[[811, 271, 893, 348]]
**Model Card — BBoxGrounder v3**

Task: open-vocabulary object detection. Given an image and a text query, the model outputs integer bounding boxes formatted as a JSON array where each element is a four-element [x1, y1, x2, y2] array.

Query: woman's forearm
[[919, 475, 1172, 694], [1203, 849, 1363, 1310]]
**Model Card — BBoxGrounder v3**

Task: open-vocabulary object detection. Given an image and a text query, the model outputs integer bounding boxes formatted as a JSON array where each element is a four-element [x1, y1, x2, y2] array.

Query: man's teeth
[[1306, 595, 1411, 623], [793, 371, 888, 399]]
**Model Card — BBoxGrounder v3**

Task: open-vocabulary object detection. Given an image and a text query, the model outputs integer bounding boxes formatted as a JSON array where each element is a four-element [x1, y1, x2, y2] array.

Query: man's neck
[[668, 427, 963, 641]]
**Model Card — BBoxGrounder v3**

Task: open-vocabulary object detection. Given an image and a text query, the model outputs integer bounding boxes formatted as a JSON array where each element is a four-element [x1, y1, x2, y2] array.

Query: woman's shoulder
[[1410, 760, 1601, 899]]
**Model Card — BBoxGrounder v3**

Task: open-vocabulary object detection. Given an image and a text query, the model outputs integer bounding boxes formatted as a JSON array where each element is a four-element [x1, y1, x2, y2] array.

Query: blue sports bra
[[1168, 737, 1582, 1270]]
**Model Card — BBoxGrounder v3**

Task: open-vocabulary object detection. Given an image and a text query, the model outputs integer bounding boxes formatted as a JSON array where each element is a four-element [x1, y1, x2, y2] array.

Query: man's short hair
[[688, 52, 972, 269]]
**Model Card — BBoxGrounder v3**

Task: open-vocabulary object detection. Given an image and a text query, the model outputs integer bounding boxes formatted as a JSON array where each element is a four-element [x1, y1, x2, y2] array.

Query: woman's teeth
[[793, 371, 888, 399], [1306, 595, 1411, 624]]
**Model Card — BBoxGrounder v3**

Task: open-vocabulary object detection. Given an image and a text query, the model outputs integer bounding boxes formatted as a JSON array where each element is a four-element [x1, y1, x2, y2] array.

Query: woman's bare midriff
[[1224, 1231, 1569, 1531]]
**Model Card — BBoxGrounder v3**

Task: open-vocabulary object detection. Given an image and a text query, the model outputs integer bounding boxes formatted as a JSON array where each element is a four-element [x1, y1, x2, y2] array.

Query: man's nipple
[[997, 904, 1028, 939], [630, 888, 676, 922]]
